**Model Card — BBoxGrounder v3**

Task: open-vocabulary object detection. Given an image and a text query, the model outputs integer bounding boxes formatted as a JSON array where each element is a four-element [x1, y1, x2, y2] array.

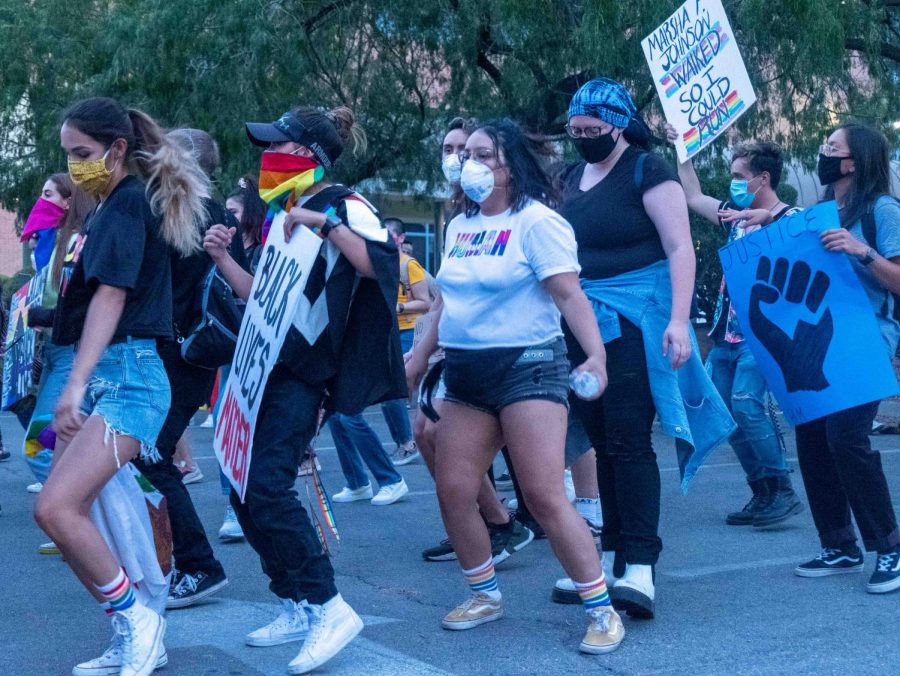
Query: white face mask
[[441, 153, 462, 184], [459, 160, 495, 203]]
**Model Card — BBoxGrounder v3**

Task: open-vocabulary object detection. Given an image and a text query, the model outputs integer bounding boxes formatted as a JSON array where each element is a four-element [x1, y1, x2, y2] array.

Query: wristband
[[321, 214, 343, 238], [861, 247, 877, 266]]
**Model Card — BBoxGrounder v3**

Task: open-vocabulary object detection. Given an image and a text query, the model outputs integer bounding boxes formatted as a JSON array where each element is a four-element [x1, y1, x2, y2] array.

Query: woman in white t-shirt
[[406, 119, 623, 655]]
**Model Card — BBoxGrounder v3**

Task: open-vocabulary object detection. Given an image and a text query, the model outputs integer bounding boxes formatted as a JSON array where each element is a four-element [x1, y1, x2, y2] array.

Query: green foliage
[[0, 0, 896, 284]]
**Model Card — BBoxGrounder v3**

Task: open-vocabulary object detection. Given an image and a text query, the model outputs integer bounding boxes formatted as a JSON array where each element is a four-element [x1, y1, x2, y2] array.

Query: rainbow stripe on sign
[[682, 90, 746, 154], [659, 22, 730, 98]]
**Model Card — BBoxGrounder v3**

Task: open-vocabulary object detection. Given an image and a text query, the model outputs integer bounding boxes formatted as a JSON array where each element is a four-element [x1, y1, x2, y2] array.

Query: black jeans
[[231, 363, 337, 604], [571, 315, 662, 565], [795, 400, 900, 553], [133, 340, 224, 577]]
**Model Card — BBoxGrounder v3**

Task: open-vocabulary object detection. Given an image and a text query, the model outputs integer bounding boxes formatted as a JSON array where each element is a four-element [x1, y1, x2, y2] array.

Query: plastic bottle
[[569, 370, 603, 399]]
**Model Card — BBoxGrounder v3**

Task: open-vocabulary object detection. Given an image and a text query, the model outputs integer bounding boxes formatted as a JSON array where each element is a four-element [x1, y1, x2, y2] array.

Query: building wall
[[0, 209, 24, 278]]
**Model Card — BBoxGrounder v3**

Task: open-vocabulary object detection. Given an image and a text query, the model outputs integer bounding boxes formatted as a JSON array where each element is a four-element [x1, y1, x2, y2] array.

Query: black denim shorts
[[443, 337, 570, 417]]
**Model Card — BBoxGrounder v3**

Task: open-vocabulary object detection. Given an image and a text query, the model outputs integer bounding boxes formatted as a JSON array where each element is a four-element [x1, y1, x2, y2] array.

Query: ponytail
[[327, 106, 367, 156], [622, 117, 657, 150], [62, 97, 209, 257]]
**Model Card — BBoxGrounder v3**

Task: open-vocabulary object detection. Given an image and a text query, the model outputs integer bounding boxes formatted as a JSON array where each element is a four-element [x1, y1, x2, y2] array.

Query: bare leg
[[434, 402, 501, 569], [500, 400, 601, 581], [35, 416, 141, 591]]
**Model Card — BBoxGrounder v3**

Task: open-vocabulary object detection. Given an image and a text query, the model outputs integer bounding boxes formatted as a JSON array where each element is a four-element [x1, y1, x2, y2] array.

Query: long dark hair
[[62, 97, 209, 255], [824, 122, 893, 227], [46, 173, 95, 289], [227, 176, 266, 247], [464, 118, 558, 217]]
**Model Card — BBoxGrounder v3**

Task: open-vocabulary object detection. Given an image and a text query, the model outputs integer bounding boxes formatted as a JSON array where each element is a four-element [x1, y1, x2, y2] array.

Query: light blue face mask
[[729, 177, 759, 209]]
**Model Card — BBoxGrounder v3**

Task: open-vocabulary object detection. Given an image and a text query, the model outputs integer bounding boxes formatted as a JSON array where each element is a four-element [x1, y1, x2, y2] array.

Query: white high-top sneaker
[[610, 563, 655, 619], [111, 603, 166, 676], [246, 598, 310, 647], [552, 550, 619, 604], [72, 631, 168, 675], [287, 594, 363, 674]]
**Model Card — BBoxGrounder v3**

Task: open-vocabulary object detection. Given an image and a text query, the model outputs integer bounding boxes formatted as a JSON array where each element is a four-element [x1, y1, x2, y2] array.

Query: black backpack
[[178, 266, 245, 370], [858, 195, 900, 322]]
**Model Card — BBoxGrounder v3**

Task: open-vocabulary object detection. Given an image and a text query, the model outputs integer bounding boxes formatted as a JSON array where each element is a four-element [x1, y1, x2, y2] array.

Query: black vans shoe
[[794, 547, 864, 578]]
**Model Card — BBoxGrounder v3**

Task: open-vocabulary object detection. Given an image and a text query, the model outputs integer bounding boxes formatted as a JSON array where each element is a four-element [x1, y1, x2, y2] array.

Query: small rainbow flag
[[24, 415, 56, 458]]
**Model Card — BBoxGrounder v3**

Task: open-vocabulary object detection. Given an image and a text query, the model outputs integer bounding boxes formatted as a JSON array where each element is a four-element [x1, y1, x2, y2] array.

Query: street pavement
[[1, 406, 899, 675]]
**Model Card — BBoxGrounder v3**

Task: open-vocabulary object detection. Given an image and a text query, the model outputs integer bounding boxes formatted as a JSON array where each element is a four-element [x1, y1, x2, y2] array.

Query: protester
[[382, 216, 430, 465], [327, 412, 409, 505], [414, 117, 535, 565], [791, 122, 900, 593], [205, 105, 404, 673], [406, 117, 624, 655], [226, 176, 266, 269], [551, 78, 733, 619], [667, 125, 804, 528], [34, 96, 210, 676]]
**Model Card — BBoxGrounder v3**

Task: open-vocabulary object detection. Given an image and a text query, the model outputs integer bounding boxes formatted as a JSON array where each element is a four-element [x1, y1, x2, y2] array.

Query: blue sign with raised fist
[[719, 201, 899, 425]]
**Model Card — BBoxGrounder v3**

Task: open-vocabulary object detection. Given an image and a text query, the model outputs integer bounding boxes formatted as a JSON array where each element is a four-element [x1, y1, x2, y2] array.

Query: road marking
[[663, 555, 807, 579]]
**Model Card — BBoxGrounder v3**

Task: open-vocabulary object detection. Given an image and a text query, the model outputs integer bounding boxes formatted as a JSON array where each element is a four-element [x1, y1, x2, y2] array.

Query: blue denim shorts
[[443, 337, 570, 417], [78, 338, 171, 463]]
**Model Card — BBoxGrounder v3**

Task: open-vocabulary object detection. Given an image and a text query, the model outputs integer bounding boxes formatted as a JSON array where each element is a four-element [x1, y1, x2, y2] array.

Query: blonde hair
[[326, 106, 367, 156]]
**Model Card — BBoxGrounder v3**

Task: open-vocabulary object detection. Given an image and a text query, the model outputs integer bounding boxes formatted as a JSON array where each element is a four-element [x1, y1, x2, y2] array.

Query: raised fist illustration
[[748, 256, 832, 393]]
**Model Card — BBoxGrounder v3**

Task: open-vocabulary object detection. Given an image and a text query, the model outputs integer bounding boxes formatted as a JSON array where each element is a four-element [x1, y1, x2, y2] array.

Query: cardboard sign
[[2, 268, 48, 409], [214, 214, 323, 500], [719, 202, 899, 424], [642, 0, 756, 162]]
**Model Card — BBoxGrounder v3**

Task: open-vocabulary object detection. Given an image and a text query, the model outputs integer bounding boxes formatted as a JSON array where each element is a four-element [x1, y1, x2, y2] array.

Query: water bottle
[[569, 370, 603, 399]]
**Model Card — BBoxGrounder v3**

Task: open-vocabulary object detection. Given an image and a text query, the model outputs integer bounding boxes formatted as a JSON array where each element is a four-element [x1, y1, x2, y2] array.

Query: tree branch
[[845, 37, 900, 63]]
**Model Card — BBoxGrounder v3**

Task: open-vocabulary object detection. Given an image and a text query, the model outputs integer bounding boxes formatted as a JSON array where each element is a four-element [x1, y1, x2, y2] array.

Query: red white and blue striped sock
[[573, 574, 611, 612], [461, 557, 500, 599], [95, 569, 136, 612]]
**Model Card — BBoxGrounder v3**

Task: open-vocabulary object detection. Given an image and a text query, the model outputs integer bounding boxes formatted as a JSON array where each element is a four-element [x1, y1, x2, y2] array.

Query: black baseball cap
[[245, 110, 342, 169]]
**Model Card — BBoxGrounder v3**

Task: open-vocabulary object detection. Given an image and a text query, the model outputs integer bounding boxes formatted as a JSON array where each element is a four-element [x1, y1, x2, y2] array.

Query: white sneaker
[[610, 563, 655, 619], [507, 498, 518, 510], [26, 481, 43, 494], [72, 632, 167, 675], [39, 541, 61, 555], [200, 413, 214, 429], [287, 594, 363, 674], [332, 484, 374, 503], [552, 552, 620, 605], [178, 462, 203, 485], [218, 505, 244, 542], [371, 479, 409, 506], [111, 603, 166, 676], [564, 469, 576, 503], [246, 598, 310, 647]]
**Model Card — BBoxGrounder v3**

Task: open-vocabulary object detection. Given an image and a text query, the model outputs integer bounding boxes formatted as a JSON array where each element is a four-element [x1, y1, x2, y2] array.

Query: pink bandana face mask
[[20, 197, 65, 241]]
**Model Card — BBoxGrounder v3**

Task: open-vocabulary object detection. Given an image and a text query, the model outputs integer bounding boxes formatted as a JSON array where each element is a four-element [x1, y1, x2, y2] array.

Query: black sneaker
[[794, 547, 864, 578], [167, 570, 229, 609], [0, 445, 9, 462], [422, 538, 457, 562], [867, 548, 900, 594], [513, 511, 546, 540], [495, 472, 513, 490], [489, 519, 534, 565]]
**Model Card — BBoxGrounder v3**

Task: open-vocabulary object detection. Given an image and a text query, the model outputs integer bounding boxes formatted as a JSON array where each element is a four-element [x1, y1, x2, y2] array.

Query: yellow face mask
[[67, 150, 114, 196]]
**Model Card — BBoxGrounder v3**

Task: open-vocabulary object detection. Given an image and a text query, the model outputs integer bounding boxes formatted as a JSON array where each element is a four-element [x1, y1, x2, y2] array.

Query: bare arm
[[543, 272, 607, 396], [204, 224, 254, 301], [54, 285, 125, 441], [821, 229, 900, 294], [665, 123, 721, 224], [284, 207, 376, 279], [401, 279, 432, 315], [405, 295, 443, 392], [644, 181, 695, 369]]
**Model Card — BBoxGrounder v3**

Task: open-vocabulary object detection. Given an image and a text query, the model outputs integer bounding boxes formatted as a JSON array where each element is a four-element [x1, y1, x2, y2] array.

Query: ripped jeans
[[707, 340, 788, 481], [78, 338, 171, 464]]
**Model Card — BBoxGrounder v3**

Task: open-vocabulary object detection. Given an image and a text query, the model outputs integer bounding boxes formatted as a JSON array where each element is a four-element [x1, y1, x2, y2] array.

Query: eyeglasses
[[565, 125, 608, 139], [819, 143, 852, 159], [458, 148, 498, 164]]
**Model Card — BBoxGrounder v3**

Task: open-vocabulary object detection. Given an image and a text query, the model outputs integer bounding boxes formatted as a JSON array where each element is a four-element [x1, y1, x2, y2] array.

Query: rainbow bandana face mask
[[258, 152, 325, 242]]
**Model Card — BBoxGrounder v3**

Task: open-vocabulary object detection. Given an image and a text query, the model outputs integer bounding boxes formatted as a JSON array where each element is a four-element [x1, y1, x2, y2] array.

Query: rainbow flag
[[258, 154, 325, 243], [24, 415, 55, 458]]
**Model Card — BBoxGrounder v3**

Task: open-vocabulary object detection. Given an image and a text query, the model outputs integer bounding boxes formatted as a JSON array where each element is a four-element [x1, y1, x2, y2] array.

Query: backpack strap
[[399, 253, 412, 295], [301, 184, 356, 215], [633, 152, 649, 191]]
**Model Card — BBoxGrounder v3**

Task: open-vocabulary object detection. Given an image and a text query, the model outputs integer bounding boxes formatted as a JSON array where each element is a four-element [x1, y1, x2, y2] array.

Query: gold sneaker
[[441, 592, 503, 631], [579, 606, 625, 654]]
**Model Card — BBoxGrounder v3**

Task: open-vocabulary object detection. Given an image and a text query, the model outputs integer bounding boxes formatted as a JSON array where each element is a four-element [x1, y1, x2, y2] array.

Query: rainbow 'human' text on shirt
[[447, 229, 512, 258]]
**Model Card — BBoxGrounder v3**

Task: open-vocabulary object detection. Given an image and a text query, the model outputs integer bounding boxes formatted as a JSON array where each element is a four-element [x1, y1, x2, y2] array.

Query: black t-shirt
[[171, 198, 249, 337], [53, 175, 173, 345], [558, 146, 679, 280]]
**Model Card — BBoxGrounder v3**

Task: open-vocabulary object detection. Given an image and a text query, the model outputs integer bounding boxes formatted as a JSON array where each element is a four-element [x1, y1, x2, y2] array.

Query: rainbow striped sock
[[573, 575, 611, 611], [462, 557, 499, 596], [100, 601, 113, 617], [95, 569, 136, 612]]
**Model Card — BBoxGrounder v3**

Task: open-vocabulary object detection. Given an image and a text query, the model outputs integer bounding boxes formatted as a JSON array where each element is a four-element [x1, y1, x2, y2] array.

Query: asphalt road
[[1, 407, 899, 675]]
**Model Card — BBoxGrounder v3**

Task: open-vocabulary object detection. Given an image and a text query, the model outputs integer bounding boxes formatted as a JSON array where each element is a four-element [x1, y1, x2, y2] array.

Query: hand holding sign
[[749, 256, 832, 393]]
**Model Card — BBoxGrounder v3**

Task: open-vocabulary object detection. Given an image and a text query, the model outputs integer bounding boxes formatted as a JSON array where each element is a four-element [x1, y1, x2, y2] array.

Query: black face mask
[[573, 131, 618, 164], [817, 153, 850, 186]]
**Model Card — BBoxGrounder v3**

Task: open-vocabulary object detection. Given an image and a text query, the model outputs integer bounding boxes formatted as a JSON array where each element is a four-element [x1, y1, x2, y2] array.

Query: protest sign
[[214, 214, 323, 500], [2, 267, 48, 410], [719, 202, 899, 425], [642, 0, 756, 162]]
